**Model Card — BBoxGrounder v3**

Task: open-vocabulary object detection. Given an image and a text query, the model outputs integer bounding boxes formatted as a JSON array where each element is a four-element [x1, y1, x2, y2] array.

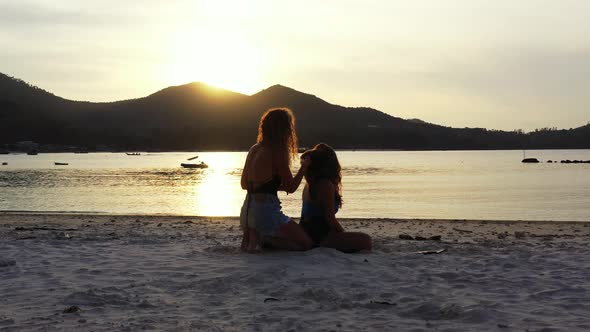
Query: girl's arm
[[317, 180, 344, 232], [277, 154, 310, 194], [241, 146, 255, 190]]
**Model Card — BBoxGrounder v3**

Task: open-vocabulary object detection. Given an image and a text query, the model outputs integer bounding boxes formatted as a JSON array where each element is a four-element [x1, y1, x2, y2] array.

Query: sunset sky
[[1, 0, 589, 131]]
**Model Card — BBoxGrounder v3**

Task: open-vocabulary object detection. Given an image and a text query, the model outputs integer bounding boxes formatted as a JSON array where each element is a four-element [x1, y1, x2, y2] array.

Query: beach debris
[[0, 318, 15, 326], [497, 232, 508, 239], [54, 232, 72, 240], [137, 300, 156, 308], [0, 259, 16, 267], [14, 226, 77, 231], [1, 162, 6, 165], [187, 155, 199, 161], [63, 306, 81, 313], [399, 234, 441, 241], [416, 249, 446, 255], [157, 223, 163, 227], [370, 300, 396, 306], [364, 258, 369, 263], [264, 297, 280, 303], [497, 323, 509, 328], [184, 220, 194, 224], [54, 162, 69, 166], [514, 231, 526, 239], [452, 227, 473, 234]]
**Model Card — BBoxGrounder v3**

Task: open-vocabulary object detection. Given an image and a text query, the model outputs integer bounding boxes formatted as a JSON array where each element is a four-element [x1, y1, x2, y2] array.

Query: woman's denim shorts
[[240, 193, 290, 237]]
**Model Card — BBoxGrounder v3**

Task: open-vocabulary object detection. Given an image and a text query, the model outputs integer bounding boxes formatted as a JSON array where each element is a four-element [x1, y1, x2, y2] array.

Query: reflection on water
[[194, 155, 243, 216], [1, 150, 589, 221]]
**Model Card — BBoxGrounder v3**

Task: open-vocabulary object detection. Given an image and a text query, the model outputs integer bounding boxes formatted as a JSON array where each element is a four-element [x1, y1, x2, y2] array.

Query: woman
[[300, 143, 372, 252], [240, 108, 313, 252]]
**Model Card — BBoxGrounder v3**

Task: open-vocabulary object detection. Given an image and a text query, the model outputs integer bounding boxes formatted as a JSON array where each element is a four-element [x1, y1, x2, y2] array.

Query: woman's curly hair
[[257, 108, 299, 166]]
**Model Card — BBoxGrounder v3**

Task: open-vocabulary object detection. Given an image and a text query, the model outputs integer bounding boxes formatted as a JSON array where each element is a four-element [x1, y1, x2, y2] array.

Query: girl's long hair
[[302, 143, 343, 208], [257, 108, 299, 166]]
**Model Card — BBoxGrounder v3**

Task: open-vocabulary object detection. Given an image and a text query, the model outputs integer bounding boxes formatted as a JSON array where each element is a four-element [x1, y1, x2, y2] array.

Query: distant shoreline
[[2, 147, 590, 154], [1, 211, 587, 224]]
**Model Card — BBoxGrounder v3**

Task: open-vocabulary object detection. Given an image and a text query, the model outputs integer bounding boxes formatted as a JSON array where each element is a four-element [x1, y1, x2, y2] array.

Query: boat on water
[[522, 158, 540, 163], [181, 162, 208, 169], [54, 162, 69, 166], [126, 152, 141, 156]]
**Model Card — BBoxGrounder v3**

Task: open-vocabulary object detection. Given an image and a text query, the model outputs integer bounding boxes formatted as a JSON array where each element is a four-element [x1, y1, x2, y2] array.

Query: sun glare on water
[[193, 153, 244, 217]]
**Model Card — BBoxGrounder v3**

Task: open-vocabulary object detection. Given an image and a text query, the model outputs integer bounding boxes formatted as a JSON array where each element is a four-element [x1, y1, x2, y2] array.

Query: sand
[[1, 213, 590, 331]]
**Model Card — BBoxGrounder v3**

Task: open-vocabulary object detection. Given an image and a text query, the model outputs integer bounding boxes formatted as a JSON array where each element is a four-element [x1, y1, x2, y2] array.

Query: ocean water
[[1, 150, 589, 221]]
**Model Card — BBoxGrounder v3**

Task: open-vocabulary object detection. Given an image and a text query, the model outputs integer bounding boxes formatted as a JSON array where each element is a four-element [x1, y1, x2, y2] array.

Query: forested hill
[[1, 72, 588, 151]]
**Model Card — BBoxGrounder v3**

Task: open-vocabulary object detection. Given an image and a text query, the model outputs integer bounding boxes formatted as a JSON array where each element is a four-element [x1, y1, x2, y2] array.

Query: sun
[[162, 30, 267, 95]]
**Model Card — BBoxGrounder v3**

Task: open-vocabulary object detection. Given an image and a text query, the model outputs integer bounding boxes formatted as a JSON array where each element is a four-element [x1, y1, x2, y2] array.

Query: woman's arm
[[317, 180, 344, 232], [277, 154, 310, 194], [241, 147, 255, 190]]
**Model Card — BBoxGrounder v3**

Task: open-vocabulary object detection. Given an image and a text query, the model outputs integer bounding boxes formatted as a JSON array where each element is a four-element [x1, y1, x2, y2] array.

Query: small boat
[[187, 155, 199, 161], [1, 162, 7, 166], [181, 162, 208, 169], [126, 152, 141, 156], [522, 158, 540, 163], [55, 162, 69, 166], [521, 150, 539, 163]]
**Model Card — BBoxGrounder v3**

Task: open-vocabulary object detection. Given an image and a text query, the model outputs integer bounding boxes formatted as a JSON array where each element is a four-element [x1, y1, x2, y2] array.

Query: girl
[[240, 108, 312, 252], [300, 143, 372, 252]]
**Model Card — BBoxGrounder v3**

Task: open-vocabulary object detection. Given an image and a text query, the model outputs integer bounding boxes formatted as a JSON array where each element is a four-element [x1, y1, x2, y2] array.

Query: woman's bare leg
[[269, 220, 313, 251], [320, 232, 372, 253], [246, 228, 260, 253], [240, 228, 249, 252]]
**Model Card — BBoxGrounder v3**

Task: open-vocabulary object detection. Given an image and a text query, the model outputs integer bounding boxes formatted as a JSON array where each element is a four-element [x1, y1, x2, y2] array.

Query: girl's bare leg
[[240, 228, 249, 252], [269, 220, 313, 251], [246, 228, 260, 253], [320, 232, 372, 253]]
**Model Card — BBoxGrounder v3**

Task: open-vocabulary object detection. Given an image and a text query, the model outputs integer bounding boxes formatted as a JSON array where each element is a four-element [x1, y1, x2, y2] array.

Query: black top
[[248, 175, 281, 196]]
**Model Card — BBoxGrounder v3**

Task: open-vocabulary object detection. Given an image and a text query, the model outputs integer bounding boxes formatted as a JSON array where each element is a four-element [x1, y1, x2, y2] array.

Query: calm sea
[[1, 150, 589, 221]]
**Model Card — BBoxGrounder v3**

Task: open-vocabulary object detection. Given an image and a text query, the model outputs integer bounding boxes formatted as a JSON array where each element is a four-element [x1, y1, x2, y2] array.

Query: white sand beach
[[1, 213, 590, 331]]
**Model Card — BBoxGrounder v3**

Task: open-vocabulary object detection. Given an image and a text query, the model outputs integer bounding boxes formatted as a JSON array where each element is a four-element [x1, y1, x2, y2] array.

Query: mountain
[[1, 72, 588, 151]]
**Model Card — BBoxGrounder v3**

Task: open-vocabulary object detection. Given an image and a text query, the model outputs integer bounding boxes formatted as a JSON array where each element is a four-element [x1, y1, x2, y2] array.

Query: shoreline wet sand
[[1, 213, 589, 331]]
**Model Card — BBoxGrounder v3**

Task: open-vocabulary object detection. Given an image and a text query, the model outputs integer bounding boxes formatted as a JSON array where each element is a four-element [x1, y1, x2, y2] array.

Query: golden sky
[[1, 0, 589, 130]]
